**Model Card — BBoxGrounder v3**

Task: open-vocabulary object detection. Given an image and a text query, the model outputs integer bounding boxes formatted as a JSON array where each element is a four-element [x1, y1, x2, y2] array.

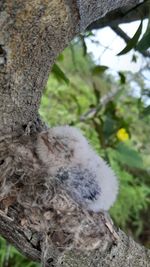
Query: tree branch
[[88, 0, 149, 30]]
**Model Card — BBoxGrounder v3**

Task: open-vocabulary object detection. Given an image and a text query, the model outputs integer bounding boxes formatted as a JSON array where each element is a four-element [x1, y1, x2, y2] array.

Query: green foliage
[[118, 21, 143, 55], [137, 17, 150, 51], [52, 63, 70, 84], [115, 143, 144, 169], [0, 237, 40, 267], [141, 105, 150, 116], [91, 65, 108, 75], [117, 17, 150, 55], [108, 147, 149, 226], [118, 72, 126, 84]]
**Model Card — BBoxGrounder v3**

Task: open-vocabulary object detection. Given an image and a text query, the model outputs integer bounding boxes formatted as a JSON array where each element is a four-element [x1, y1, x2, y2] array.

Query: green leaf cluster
[[0, 237, 40, 267]]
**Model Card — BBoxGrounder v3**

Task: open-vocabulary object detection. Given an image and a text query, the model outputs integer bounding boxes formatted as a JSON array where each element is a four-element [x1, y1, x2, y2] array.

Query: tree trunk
[[0, 1, 150, 266]]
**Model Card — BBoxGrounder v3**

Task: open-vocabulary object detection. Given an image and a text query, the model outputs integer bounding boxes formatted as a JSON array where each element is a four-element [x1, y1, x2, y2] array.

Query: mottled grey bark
[[0, 1, 150, 267], [88, 0, 149, 30]]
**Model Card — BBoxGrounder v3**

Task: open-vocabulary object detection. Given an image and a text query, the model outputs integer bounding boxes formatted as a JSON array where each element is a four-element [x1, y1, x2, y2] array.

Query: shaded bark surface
[[88, 0, 149, 30], [0, 1, 150, 266]]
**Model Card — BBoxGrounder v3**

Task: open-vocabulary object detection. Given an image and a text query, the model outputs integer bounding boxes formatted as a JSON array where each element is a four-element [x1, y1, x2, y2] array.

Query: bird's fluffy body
[[37, 126, 118, 212]]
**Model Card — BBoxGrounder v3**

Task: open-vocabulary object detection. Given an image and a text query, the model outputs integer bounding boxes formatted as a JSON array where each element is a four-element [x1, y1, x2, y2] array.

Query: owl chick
[[36, 126, 118, 212]]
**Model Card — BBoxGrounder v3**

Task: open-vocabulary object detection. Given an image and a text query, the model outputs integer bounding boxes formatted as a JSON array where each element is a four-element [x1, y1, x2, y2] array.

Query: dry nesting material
[[0, 135, 112, 263]]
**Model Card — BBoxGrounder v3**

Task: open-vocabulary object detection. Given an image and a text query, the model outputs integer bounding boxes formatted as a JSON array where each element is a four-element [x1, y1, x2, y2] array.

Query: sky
[[86, 20, 149, 73], [85, 19, 150, 103]]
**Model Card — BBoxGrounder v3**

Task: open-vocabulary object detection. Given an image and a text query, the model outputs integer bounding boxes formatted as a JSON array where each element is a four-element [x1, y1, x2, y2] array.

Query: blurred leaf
[[142, 89, 150, 98], [137, 18, 150, 51], [117, 21, 143, 56], [118, 72, 126, 84], [92, 65, 108, 75], [84, 31, 95, 37], [132, 54, 137, 62], [80, 35, 87, 56], [137, 31, 150, 51], [116, 143, 144, 169], [70, 43, 77, 68], [113, 88, 124, 102], [142, 105, 150, 116], [103, 116, 116, 138], [57, 53, 64, 62], [93, 82, 101, 104], [52, 64, 69, 84]]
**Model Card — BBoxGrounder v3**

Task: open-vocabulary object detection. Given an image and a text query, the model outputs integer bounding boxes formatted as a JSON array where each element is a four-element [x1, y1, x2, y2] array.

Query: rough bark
[[88, 0, 150, 30], [0, 1, 150, 267]]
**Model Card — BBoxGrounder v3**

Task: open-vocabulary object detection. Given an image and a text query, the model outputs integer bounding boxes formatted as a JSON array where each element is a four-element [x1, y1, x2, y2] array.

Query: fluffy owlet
[[36, 126, 118, 212]]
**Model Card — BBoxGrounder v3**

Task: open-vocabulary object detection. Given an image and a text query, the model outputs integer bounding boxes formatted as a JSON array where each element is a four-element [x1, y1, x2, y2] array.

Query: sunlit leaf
[[117, 21, 143, 56]]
